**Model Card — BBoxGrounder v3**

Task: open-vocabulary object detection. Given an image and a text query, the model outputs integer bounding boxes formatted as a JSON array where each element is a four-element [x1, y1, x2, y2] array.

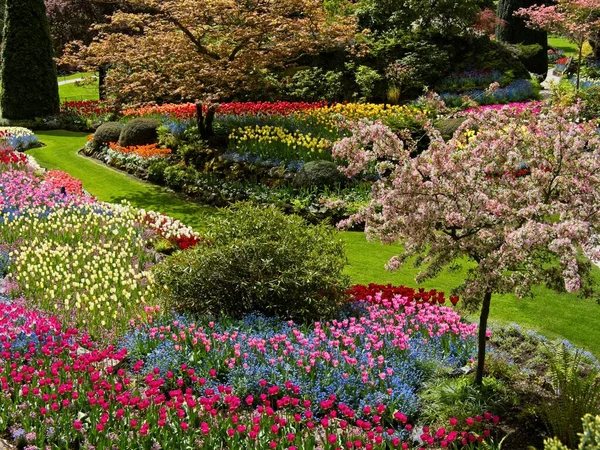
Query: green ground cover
[[29, 131, 600, 356]]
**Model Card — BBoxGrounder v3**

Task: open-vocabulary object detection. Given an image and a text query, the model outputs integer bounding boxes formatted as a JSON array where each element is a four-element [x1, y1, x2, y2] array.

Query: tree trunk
[[98, 64, 107, 101], [577, 43, 584, 93], [195, 102, 216, 139], [496, 0, 549, 75], [475, 291, 492, 386]]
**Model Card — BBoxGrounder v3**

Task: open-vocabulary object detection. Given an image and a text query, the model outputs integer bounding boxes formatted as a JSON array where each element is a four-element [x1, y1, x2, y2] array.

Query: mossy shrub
[[119, 118, 160, 147]]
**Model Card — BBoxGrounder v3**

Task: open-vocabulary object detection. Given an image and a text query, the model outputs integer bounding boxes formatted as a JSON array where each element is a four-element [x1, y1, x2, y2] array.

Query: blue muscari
[[440, 79, 535, 106]]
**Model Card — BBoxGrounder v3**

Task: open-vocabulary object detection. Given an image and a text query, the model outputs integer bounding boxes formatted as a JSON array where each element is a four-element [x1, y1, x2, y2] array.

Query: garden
[[4, 0, 600, 449]]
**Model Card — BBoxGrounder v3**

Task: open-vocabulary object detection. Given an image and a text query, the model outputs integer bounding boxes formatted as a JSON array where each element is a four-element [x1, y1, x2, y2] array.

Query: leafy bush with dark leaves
[[153, 203, 348, 323]]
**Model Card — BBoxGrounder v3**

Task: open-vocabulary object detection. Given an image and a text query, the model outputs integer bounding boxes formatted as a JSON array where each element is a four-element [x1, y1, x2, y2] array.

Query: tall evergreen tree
[[496, 0, 548, 74], [0, 0, 59, 119]]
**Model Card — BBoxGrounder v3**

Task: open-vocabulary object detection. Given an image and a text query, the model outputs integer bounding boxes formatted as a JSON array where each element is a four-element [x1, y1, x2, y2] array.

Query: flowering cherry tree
[[333, 104, 600, 385], [516, 0, 600, 91]]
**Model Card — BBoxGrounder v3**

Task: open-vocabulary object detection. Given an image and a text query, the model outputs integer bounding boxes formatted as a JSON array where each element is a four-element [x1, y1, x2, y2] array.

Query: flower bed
[[0, 127, 508, 449], [0, 127, 40, 150], [0, 301, 497, 450]]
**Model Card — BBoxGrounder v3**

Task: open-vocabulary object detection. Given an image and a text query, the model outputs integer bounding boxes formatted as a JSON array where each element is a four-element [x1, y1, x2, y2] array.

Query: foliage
[[63, 0, 358, 102], [355, 0, 482, 38], [294, 160, 346, 189], [153, 203, 349, 323], [333, 104, 600, 384], [0, 0, 59, 119], [283, 67, 344, 102], [92, 121, 123, 150], [119, 118, 160, 147], [146, 159, 169, 184], [353, 65, 382, 102], [46, 0, 111, 57], [580, 85, 600, 119], [420, 376, 513, 425], [541, 343, 600, 449]]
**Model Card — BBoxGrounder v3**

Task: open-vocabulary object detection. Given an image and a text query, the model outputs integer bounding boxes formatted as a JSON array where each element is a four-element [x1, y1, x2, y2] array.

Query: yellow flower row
[[229, 125, 332, 153], [301, 103, 431, 127]]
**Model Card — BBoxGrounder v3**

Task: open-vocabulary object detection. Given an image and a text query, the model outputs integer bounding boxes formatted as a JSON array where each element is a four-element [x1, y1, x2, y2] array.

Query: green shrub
[[545, 414, 600, 450], [580, 86, 600, 120], [541, 344, 600, 449], [420, 375, 515, 425], [294, 160, 346, 189], [152, 203, 349, 323], [147, 159, 170, 184], [93, 122, 123, 151], [354, 66, 381, 103], [285, 67, 344, 102], [163, 165, 198, 191], [119, 118, 160, 147]]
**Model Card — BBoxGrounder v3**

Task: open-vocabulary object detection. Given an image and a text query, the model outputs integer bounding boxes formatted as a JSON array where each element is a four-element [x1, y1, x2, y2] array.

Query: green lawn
[[28, 131, 214, 229], [29, 131, 600, 357], [548, 35, 579, 57], [341, 232, 600, 356], [58, 72, 99, 102]]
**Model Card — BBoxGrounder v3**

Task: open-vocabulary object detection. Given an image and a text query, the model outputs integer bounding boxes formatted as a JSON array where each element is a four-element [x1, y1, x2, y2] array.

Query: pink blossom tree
[[516, 0, 600, 91], [333, 104, 600, 385]]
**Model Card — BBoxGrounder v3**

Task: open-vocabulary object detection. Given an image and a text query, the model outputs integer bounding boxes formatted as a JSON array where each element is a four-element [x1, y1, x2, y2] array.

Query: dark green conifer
[[0, 0, 59, 119]]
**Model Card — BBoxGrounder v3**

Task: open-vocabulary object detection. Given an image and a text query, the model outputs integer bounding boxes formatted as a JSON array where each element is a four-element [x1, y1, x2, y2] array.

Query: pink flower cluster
[[43, 170, 85, 196], [461, 101, 544, 116], [0, 300, 497, 449], [0, 169, 94, 214]]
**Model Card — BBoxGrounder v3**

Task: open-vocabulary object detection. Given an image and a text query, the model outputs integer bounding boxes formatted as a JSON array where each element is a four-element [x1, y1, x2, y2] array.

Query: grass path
[[30, 131, 600, 356]]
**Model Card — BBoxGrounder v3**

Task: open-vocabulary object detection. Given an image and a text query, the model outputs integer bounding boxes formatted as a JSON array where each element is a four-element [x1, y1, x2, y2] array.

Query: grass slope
[[30, 131, 600, 356], [28, 131, 214, 229]]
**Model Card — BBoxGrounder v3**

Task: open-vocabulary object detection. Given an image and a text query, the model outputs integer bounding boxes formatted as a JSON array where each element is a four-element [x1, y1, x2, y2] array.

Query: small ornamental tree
[[516, 0, 600, 91], [333, 105, 600, 385], [0, 0, 59, 119]]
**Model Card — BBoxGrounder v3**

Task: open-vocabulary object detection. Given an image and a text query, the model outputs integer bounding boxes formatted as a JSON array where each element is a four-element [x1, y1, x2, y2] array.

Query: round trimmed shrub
[[152, 203, 349, 323], [92, 122, 123, 151], [294, 160, 346, 188], [119, 118, 160, 147]]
